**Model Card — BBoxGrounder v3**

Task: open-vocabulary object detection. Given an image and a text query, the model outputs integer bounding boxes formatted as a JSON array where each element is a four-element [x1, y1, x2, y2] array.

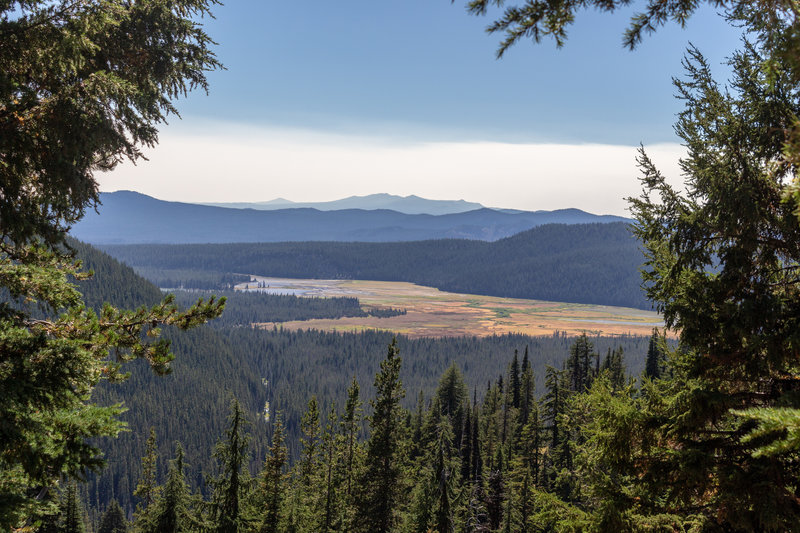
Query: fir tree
[[150, 443, 193, 533], [509, 350, 521, 409], [354, 338, 406, 533], [0, 2, 223, 525], [209, 399, 250, 533], [320, 404, 340, 533], [62, 482, 87, 533], [98, 500, 127, 533], [258, 414, 287, 533], [341, 377, 363, 501], [430, 417, 459, 533], [135, 429, 160, 507], [643, 329, 665, 380], [485, 450, 504, 531]]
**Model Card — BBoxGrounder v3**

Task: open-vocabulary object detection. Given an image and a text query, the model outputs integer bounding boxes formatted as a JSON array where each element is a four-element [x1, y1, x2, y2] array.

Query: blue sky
[[99, 1, 744, 214]]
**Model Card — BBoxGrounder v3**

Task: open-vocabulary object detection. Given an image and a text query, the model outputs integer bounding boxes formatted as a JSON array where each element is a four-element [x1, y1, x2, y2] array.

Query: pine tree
[[626, 43, 800, 528], [485, 450, 504, 531], [258, 413, 287, 533], [135, 429, 160, 506], [460, 407, 473, 483], [209, 399, 250, 533], [62, 482, 87, 533], [643, 329, 665, 380], [565, 334, 595, 393], [0, 3, 223, 525], [519, 348, 534, 426], [339, 377, 363, 530], [98, 500, 127, 533], [600, 347, 626, 390], [320, 404, 340, 533], [341, 377, 363, 500], [430, 417, 459, 533], [354, 338, 406, 533], [148, 443, 193, 533], [542, 367, 564, 461], [509, 351, 520, 409], [470, 404, 483, 486], [293, 395, 322, 531]]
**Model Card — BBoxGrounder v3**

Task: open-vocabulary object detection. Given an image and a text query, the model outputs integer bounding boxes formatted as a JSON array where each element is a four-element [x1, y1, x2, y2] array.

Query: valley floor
[[238, 276, 664, 338]]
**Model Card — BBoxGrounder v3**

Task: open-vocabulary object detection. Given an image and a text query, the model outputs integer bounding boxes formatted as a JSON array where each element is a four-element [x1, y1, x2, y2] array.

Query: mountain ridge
[[73, 191, 630, 244], [200, 192, 485, 214]]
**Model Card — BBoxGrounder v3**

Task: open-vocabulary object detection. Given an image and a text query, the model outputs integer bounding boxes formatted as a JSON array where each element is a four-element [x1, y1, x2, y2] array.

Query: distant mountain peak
[[200, 193, 486, 215]]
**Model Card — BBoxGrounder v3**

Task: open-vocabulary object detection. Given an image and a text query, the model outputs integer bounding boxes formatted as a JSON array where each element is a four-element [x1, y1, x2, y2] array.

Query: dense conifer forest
[[101, 222, 649, 310], [66, 240, 654, 522]]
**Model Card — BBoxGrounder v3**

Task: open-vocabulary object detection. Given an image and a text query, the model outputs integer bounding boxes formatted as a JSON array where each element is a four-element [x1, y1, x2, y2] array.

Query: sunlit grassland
[[238, 276, 664, 338]]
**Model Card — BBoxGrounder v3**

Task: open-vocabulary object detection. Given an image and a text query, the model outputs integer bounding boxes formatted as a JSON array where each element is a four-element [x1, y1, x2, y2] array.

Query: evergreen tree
[[62, 482, 87, 533], [643, 329, 665, 380], [600, 347, 626, 390], [354, 338, 406, 533], [209, 399, 250, 533], [509, 351, 520, 409], [470, 405, 483, 487], [436, 363, 468, 418], [341, 377, 363, 501], [519, 348, 534, 426], [430, 417, 459, 533], [134, 428, 160, 516], [485, 450, 504, 531], [293, 395, 322, 531], [0, 2, 223, 525], [460, 407, 473, 483], [542, 367, 564, 462], [149, 443, 193, 533], [565, 333, 595, 393], [626, 43, 800, 528], [98, 500, 127, 533], [258, 414, 288, 533], [320, 404, 341, 533]]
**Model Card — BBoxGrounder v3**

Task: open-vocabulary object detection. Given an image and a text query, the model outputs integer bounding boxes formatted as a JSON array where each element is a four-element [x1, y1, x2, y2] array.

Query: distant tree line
[[101, 222, 649, 309], [170, 290, 368, 326], [133, 267, 251, 290]]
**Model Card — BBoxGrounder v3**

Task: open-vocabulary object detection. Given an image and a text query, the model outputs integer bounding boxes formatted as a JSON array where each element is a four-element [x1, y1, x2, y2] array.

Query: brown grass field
[[238, 276, 665, 339]]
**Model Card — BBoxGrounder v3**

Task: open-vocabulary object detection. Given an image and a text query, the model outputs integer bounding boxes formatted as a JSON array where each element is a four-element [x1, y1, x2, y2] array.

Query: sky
[[97, 1, 745, 215]]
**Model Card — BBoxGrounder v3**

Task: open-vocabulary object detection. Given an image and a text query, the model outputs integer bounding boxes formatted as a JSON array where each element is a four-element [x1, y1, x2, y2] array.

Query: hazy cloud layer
[[98, 122, 685, 216]]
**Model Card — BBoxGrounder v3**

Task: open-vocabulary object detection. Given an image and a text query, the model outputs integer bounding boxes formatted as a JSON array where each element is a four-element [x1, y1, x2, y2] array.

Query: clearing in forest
[[238, 276, 664, 338]]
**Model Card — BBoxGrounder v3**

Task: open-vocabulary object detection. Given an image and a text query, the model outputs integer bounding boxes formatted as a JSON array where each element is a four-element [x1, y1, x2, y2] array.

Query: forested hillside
[[66, 240, 652, 518], [103, 222, 649, 309]]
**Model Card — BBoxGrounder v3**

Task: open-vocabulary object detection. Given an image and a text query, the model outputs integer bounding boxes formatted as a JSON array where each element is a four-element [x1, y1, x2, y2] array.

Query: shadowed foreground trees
[[0, 0, 223, 528]]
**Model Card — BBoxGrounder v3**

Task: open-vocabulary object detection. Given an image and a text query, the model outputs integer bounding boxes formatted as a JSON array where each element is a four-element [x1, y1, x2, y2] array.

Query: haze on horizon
[[96, 1, 743, 216]]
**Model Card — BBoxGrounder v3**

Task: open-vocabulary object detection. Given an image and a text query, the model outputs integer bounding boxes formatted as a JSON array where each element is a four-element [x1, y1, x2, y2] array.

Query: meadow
[[239, 276, 663, 338]]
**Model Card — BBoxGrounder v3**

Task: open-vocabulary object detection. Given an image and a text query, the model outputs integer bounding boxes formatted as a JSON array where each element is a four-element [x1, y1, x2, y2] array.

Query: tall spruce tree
[[338, 376, 363, 531], [97, 500, 127, 533], [209, 399, 250, 533], [626, 42, 800, 528], [258, 413, 287, 533], [643, 329, 665, 380], [320, 404, 340, 533], [354, 338, 406, 533], [134, 428, 160, 515], [62, 482, 87, 533], [149, 443, 193, 533]]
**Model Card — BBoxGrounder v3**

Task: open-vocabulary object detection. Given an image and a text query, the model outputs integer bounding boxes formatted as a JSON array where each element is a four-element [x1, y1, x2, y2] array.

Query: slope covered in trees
[[59, 333, 665, 533], [102, 222, 649, 309], [63, 239, 654, 518]]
